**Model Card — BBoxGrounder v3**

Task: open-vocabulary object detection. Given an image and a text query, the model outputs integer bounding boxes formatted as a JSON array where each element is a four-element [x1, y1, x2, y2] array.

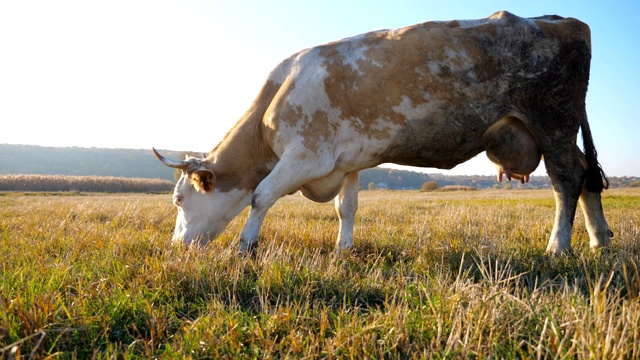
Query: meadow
[[1, 189, 639, 358]]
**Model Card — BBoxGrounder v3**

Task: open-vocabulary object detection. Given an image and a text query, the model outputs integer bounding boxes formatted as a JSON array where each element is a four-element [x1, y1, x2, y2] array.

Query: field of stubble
[[1, 188, 639, 358]]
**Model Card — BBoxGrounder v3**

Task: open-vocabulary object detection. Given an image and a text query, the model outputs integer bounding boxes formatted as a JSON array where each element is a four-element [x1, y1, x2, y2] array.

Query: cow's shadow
[[170, 238, 640, 325]]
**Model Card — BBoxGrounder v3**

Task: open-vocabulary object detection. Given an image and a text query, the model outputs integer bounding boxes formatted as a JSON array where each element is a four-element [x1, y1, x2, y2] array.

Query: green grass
[[1, 189, 639, 358]]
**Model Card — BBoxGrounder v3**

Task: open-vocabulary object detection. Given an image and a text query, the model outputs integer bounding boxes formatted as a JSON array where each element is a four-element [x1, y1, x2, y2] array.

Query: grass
[[1, 189, 639, 358], [0, 174, 174, 193]]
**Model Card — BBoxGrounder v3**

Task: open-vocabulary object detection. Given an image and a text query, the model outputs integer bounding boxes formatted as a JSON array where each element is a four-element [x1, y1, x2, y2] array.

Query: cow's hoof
[[334, 247, 352, 258], [545, 245, 575, 257], [239, 238, 258, 257]]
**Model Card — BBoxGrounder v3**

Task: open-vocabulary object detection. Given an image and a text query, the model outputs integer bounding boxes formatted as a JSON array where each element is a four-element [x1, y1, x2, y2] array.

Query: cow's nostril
[[173, 195, 184, 206]]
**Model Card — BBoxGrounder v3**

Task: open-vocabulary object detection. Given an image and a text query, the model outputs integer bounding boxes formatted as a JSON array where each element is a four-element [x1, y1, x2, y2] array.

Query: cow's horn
[[152, 148, 188, 169]]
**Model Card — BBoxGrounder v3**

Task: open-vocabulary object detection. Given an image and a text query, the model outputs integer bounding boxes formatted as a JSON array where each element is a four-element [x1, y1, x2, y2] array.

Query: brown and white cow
[[154, 11, 611, 255]]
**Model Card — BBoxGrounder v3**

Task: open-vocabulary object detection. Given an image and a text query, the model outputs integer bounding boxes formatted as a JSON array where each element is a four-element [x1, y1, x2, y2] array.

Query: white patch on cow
[[425, 47, 471, 79], [392, 95, 432, 120], [337, 40, 369, 75], [457, 19, 491, 29], [445, 47, 463, 60], [427, 61, 440, 75], [329, 117, 406, 172], [373, 117, 395, 133], [278, 49, 348, 135], [369, 58, 383, 68], [286, 49, 331, 111], [446, 47, 472, 69]]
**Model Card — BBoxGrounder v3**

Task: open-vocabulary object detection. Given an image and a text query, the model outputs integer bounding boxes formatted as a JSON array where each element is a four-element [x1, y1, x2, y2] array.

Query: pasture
[[1, 189, 639, 358]]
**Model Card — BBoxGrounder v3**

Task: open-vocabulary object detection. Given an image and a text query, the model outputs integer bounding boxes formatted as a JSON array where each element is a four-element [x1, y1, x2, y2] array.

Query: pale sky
[[1, 0, 639, 176]]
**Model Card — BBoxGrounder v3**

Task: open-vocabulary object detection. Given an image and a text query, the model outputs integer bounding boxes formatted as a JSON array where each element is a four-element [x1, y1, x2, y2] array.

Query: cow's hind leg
[[579, 185, 612, 250], [577, 145, 612, 250], [335, 172, 359, 251], [544, 146, 585, 255], [577, 122, 612, 250]]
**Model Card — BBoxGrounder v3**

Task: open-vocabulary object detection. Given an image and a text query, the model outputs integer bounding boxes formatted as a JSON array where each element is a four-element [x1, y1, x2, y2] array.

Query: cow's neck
[[209, 81, 280, 192]]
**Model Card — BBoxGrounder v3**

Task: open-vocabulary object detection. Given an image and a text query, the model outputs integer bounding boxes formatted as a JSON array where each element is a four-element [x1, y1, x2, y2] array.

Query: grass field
[[1, 189, 639, 358]]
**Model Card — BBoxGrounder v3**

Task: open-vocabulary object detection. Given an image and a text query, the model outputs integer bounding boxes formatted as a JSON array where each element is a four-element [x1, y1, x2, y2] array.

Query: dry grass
[[1, 189, 639, 358], [0, 174, 173, 192]]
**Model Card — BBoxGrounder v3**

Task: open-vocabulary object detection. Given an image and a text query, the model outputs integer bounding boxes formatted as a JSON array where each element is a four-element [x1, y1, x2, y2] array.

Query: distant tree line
[[0, 174, 174, 193], [359, 168, 433, 189], [358, 167, 553, 190]]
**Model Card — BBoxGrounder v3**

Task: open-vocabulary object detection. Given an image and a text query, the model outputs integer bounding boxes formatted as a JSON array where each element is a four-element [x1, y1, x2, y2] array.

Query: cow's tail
[[581, 117, 608, 192]]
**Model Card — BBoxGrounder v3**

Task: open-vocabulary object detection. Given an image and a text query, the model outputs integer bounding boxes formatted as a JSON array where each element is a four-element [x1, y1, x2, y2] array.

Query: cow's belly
[[299, 171, 347, 202], [380, 122, 489, 170], [320, 122, 488, 172], [389, 147, 487, 169]]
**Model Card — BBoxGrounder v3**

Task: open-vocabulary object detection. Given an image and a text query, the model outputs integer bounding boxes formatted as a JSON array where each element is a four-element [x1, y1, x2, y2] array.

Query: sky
[[1, 0, 639, 176]]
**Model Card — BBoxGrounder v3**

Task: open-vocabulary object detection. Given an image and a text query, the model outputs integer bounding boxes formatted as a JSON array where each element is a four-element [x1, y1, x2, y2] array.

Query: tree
[[368, 182, 377, 190], [420, 181, 439, 191]]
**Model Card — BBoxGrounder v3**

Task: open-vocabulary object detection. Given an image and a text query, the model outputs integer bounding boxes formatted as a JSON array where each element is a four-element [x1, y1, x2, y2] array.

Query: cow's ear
[[190, 169, 216, 193]]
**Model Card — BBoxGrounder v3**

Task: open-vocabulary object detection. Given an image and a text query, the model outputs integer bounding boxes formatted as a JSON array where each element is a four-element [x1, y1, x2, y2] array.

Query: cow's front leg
[[335, 172, 359, 251], [238, 151, 334, 255], [238, 193, 272, 255]]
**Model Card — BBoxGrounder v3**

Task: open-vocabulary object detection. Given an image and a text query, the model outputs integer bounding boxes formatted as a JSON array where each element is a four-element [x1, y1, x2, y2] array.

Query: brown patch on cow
[[315, 19, 506, 141], [273, 100, 337, 150], [290, 17, 512, 168], [304, 110, 334, 149]]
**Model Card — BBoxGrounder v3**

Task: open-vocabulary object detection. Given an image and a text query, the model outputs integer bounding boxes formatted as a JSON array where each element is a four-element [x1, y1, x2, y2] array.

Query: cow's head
[[153, 148, 251, 245]]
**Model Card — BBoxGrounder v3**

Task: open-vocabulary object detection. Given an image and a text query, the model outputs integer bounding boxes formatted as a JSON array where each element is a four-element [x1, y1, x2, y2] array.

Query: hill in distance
[[1, 144, 181, 182]]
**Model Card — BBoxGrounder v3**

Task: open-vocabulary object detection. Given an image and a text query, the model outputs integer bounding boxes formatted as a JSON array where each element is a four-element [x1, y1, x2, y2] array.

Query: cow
[[154, 11, 612, 256]]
